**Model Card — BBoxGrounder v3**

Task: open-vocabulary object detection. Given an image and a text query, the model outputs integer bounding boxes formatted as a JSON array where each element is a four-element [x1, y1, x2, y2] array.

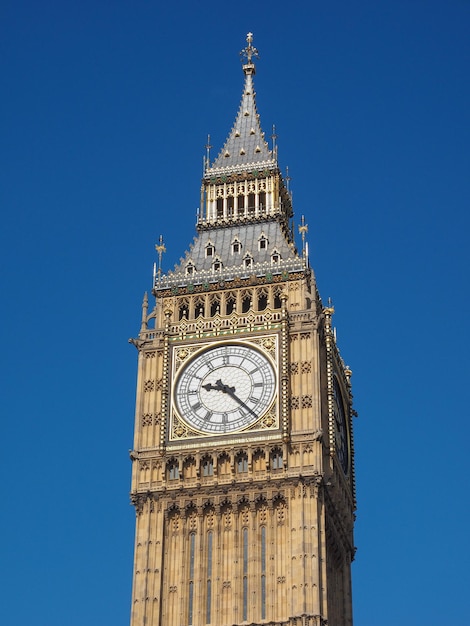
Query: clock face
[[333, 376, 349, 474], [174, 343, 276, 434]]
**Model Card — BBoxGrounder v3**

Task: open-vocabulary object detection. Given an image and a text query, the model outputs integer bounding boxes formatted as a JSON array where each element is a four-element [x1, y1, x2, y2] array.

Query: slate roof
[[170, 221, 299, 275], [208, 66, 274, 173]]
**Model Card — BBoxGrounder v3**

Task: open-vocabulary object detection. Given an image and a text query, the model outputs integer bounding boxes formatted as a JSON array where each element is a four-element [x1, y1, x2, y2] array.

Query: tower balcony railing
[[154, 257, 307, 292]]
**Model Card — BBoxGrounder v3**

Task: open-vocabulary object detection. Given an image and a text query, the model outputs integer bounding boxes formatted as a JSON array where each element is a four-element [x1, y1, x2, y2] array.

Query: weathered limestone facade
[[129, 34, 356, 626]]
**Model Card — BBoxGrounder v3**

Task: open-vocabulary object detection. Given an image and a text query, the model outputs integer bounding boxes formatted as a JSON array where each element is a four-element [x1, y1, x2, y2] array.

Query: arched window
[[216, 197, 223, 218], [225, 293, 236, 315], [212, 256, 222, 272], [167, 460, 179, 480], [183, 457, 196, 479], [217, 453, 231, 476], [232, 238, 242, 254], [243, 527, 249, 620], [206, 531, 213, 623], [271, 448, 283, 470], [241, 292, 251, 313], [210, 296, 220, 317], [202, 457, 214, 477], [259, 191, 266, 212], [194, 296, 205, 317], [236, 453, 248, 473], [258, 235, 268, 250], [271, 250, 281, 264], [273, 289, 282, 309], [227, 195, 234, 217], [179, 300, 189, 320], [248, 193, 255, 214], [188, 532, 196, 624], [260, 526, 266, 619], [257, 289, 268, 311], [253, 449, 265, 471]]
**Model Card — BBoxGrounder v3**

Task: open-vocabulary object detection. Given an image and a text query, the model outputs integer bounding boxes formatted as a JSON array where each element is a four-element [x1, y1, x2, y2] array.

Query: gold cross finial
[[240, 32, 259, 65]]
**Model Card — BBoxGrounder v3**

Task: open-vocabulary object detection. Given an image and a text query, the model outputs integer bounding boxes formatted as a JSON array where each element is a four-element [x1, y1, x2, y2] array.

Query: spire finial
[[299, 215, 308, 259], [155, 235, 166, 285], [240, 32, 259, 72], [204, 134, 212, 171]]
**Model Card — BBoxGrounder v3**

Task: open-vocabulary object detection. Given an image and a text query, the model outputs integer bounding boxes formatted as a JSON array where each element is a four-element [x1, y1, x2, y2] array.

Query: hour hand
[[202, 382, 217, 392]]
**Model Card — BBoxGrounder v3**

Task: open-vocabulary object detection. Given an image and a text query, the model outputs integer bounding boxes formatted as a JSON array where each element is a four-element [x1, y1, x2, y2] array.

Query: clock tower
[[129, 34, 356, 626]]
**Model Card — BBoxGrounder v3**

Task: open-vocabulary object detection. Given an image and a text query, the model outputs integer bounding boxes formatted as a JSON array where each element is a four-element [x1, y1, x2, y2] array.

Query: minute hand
[[222, 386, 259, 419]]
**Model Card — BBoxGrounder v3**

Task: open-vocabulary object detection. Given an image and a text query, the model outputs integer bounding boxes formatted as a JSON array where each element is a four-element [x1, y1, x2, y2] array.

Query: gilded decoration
[[168, 335, 279, 441]]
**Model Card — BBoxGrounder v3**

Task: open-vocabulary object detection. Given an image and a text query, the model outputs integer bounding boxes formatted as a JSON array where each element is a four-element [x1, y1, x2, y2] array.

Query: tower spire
[[208, 33, 273, 172]]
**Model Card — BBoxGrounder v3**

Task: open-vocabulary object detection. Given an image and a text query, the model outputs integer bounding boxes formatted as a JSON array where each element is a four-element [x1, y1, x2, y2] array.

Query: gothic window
[[178, 299, 189, 321], [205, 243, 214, 257], [183, 457, 196, 479], [247, 192, 255, 213], [259, 191, 266, 212], [271, 249, 281, 264], [236, 452, 248, 473], [167, 459, 179, 480], [216, 197, 223, 218], [260, 525, 267, 620], [202, 456, 214, 477], [232, 238, 241, 254], [188, 532, 196, 625], [225, 293, 236, 315], [218, 453, 231, 476], [237, 194, 245, 213], [227, 195, 234, 217], [271, 448, 283, 470], [194, 296, 205, 317], [243, 527, 249, 621], [258, 235, 268, 250], [257, 288, 268, 311], [206, 531, 213, 623], [273, 289, 282, 309], [253, 449, 265, 471], [209, 295, 220, 317], [212, 257, 222, 273], [241, 291, 251, 313]]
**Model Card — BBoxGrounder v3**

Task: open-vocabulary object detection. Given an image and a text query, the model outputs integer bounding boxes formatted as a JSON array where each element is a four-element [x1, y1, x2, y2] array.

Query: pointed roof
[[206, 34, 275, 175]]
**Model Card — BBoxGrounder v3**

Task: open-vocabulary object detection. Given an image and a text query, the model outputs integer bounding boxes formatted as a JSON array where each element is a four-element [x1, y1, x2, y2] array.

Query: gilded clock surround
[[129, 34, 356, 626], [170, 337, 279, 441]]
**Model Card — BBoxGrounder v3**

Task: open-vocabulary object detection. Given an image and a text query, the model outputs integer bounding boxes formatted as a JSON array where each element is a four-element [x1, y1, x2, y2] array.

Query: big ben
[[129, 33, 356, 626]]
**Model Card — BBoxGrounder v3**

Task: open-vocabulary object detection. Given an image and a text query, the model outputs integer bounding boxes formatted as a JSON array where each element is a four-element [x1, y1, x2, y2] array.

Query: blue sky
[[1, 1, 469, 624]]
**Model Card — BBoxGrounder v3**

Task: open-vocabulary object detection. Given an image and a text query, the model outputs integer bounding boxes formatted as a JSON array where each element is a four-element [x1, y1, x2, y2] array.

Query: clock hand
[[218, 385, 258, 419], [201, 380, 236, 393]]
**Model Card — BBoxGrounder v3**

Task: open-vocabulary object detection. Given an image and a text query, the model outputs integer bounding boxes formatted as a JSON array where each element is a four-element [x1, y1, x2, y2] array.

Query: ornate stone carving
[[143, 380, 154, 392]]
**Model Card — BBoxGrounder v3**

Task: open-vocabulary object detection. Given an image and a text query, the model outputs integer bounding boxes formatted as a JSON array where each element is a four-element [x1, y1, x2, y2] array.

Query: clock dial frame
[[173, 343, 276, 435], [332, 375, 349, 474]]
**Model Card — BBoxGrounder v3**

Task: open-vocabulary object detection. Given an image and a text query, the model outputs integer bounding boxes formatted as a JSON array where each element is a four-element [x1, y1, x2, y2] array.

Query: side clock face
[[333, 376, 349, 474], [174, 344, 276, 434]]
